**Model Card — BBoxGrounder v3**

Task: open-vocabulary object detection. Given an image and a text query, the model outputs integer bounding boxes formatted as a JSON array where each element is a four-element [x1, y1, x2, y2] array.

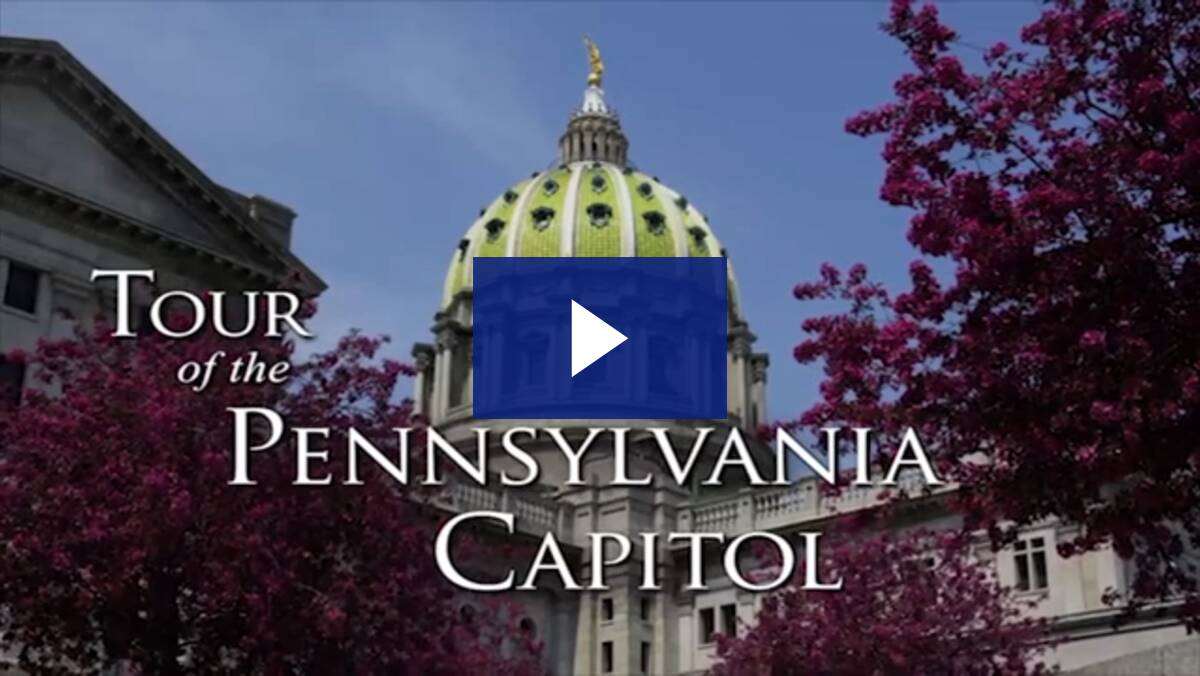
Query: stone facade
[[0, 38, 322, 670], [0, 37, 322, 390], [414, 65, 1200, 676], [417, 361, 1198, 674]]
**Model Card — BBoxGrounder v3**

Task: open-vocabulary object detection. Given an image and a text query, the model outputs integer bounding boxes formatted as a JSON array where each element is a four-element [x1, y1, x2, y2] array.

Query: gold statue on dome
[[584, 34, 604, 87]]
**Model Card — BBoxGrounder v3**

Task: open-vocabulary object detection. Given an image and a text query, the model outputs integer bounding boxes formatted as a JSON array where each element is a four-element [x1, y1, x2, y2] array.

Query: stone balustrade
[[434, 472, 938, 542], [440, 481, 574, 541], [677, 470, 941, 535]]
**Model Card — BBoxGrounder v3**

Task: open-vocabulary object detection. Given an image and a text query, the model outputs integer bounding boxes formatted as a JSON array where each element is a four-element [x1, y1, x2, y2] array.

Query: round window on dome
[[643, 210, 666, 235], [542, 178, 559, 197], [590, 174, 607, 194], [503, 190, 518, 204], [484, 218, 505, 240], [531, 206, 555, 231], [637, 182, 654, 200], [587, 203, 613, 228]]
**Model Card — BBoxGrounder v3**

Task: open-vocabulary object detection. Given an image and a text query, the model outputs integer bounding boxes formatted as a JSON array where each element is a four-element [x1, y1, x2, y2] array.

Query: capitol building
[[0, 35, 1196, 676], [408, 44, 1199, 676]]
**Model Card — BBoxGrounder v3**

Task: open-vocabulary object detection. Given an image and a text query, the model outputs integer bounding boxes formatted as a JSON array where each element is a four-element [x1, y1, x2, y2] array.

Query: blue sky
[[4, 1, 1042, 420]]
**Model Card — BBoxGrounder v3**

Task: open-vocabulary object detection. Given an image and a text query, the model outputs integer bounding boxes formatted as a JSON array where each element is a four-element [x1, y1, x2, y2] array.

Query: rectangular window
[[0, 357, 25, 410], [699, 607, 716, 644], [640, 596, 652, 622], [721, 603, 738, 636], [3, 261, 39, 314], [1014, 536, 1049, 591], [601, 597, 614, 622], [448, 345, 469, 408], [640, 641, 651, 674], [601, 641, 613, 673]]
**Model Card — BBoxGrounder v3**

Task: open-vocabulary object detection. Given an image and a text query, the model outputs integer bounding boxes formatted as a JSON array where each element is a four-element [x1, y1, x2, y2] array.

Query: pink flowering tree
[[793, 0, 1200, 627], [0, 319, 540, 675], [713, 530, 1052, 675]]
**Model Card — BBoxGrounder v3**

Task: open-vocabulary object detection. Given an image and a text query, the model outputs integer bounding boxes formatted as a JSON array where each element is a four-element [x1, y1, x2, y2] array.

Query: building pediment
[[0, 37, 324, 294]]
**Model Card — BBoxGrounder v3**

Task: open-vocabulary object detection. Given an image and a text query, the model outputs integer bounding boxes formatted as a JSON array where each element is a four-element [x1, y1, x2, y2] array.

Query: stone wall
[[1066, 637, 1200, 675]]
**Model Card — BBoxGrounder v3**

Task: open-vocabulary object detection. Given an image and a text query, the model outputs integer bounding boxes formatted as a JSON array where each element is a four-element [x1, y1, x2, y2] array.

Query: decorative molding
[[0, 169, 276, 286], [411, 342, 435, 371], [0, 38, 324, 294], [730, 337, 753, 359], [750, 353, 769, 383], [435, 328, 466, 352]]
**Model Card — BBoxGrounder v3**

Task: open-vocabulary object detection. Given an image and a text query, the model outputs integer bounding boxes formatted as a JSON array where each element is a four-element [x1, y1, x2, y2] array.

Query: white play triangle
[[570, 299, 628, 377]]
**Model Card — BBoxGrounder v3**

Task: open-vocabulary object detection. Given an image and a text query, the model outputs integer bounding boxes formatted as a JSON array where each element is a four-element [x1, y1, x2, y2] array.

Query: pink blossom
[[789, 0, 1200, 636], [1078, 330, 1106, 349]]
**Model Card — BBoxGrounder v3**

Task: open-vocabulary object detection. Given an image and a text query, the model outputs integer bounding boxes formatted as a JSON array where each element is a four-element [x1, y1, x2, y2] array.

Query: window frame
[[720, 603, 738, 637], [698, 607, 716, 645], [2, 259, 41, 316], [1013, 535, 1049, 593]]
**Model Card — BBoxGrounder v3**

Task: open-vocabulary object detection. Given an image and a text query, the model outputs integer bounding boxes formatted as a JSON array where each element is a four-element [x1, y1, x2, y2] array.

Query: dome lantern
[[559, 36, 628, 166]]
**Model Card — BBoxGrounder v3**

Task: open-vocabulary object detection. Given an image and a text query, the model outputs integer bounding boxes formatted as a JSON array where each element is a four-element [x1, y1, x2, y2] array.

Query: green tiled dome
[[442, 161, 741, 317], [441, 71, 743, 318]]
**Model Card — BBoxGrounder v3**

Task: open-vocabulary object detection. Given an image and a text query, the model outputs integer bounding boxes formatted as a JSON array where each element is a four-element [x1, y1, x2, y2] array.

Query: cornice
[[0, 37, 325, 294], [0, 168, 279, 286]]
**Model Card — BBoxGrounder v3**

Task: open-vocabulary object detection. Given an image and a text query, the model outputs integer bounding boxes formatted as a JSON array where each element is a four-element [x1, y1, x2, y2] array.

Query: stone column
[[750, 353, 769, 429], [730, 335, 751, 422], [433, 331, 458, 422], [726, 351, 736, 415], [430, 346, 446, 423], [411, 345, 433, 417], [463, 336, 473, 408], [552, 593, 575, 675]]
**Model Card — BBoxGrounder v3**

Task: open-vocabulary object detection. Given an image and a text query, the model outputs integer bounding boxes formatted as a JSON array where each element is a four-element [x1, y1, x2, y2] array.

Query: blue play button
[[472, 257, 728, 420]]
